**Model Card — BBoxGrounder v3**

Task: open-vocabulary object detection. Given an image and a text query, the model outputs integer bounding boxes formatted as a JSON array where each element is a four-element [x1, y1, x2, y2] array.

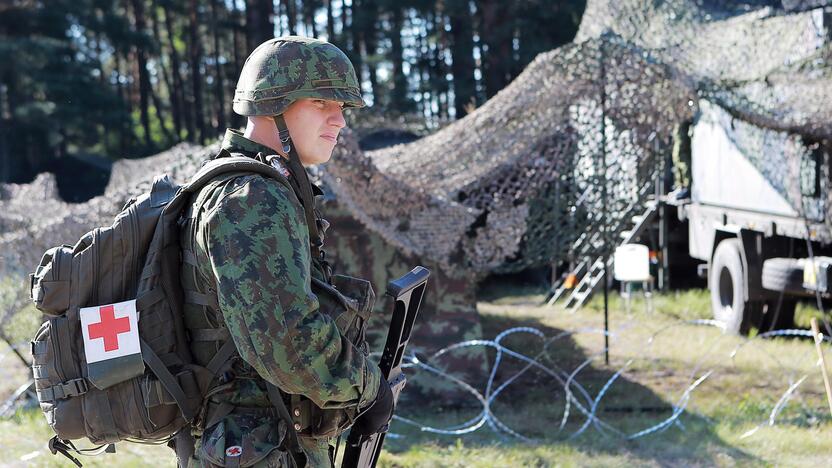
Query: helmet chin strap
[[273, 115, 324, 260]]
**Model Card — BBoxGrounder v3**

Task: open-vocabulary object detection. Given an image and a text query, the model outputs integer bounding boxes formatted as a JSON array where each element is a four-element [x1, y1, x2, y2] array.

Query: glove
[[350, 378, 394, 437]]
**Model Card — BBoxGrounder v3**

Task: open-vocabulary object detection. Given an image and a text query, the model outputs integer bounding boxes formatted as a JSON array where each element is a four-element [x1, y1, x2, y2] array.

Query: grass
[[2, 287, 831, 467]]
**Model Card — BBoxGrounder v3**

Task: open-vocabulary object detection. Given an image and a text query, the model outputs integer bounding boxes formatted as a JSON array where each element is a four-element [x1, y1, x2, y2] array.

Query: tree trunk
[[0, 79, 8, 182], [230, 0, 245, 129], [189, 0, 205, 143], [115, 53, 130, 154], [164, 7, 193, 140], [341, 0, 349, 46], [423, 9, 436, 120], [326, 0, 335, 42], [283, 0, 297, 36], [94, 30, 106, 85], [246, 0, 274, 50], [431, 12, 448, 119], [151, 0, 181, 139], [349, 0, 363, 92], [149, 82, 175, 144], [363, 0, 379, 104], [130, 0, 152, 148], [231, 2, 243, 71], [303, 0, 318, 37], [211, 0, 226, 133], [389, 6, 408, 112], [93, 27, 110, 153], [477, 0, 512, 98], [447, 0, 476, 117], [416, 17, 430, 118]]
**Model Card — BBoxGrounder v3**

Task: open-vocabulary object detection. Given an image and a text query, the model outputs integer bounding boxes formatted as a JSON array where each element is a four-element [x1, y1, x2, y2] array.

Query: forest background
[[0, 0, 585, 199]]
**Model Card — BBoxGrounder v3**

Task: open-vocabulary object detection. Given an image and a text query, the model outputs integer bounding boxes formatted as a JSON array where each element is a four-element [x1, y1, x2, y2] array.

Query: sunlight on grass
[[2, 288, 831, 466]]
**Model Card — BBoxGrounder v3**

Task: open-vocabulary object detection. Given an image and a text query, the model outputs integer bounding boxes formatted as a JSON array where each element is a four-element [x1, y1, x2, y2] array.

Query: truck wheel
[[710, 239, 759, 335]]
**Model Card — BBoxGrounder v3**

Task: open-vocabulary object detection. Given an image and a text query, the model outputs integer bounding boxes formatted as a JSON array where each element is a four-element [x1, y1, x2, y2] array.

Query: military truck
[[677, 99, 831, 334]]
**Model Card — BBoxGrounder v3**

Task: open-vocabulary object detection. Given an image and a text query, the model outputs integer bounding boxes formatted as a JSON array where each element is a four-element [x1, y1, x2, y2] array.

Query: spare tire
[[762, 258, 805, 295]]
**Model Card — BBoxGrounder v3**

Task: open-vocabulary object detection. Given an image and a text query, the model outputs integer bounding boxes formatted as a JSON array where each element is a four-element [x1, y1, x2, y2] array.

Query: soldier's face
[[284, 98, 346, 166]]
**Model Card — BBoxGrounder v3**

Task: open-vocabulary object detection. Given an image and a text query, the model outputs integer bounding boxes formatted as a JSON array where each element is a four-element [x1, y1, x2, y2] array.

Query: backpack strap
[[274, 114, 326, 265], [177, 151, 318, 453], [182, 153, 293, 196], [266, 382, 302, 455], [167, 152, 295, 367], [176, 152, 312, 381], [140, 338, 197, 423]]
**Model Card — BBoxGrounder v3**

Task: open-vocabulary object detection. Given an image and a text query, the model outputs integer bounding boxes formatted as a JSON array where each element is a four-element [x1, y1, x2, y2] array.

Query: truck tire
[[762, 258, 804, 295], [710, 239, 760, 335]]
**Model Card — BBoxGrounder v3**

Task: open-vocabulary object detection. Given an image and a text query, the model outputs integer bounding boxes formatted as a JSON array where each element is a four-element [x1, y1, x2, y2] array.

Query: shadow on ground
[[384, 312, 756, 466]]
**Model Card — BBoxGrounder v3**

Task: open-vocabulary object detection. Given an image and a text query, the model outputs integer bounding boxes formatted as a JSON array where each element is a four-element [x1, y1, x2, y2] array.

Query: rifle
[[340, 266, 431, 468]]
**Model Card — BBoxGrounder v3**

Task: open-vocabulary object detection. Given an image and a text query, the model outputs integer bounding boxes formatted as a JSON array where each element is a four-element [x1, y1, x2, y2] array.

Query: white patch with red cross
[[80, 299, 141, 363], [225, 446, 243, 457]]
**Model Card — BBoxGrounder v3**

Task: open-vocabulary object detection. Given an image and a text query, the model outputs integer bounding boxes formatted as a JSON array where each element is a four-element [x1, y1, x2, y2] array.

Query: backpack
[[28, 155, 295, 466]]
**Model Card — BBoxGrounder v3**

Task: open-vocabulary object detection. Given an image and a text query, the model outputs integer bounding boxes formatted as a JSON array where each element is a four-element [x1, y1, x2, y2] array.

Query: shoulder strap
[[266, 383, 303, 456], [162, 152, 296, 222], [273, 114, 325, 261], [184, 153, 293, 195], [200, 149, 325, 264]]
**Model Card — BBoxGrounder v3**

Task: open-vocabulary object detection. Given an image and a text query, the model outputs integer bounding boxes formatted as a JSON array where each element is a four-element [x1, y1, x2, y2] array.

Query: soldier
[[175, 36, 393, 467], [670, 118, 693, 200]]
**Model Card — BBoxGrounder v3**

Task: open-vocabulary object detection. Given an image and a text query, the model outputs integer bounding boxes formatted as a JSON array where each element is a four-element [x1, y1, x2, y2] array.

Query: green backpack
[[28, 156, 299, 465]]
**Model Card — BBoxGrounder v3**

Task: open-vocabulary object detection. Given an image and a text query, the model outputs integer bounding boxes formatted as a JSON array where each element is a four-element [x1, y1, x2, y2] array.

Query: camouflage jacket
[[184, 129, 381, 467]]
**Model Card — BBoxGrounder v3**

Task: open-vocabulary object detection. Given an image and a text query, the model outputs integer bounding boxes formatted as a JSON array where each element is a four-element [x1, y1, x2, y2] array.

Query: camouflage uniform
[[179, 130, 381, 468], [176, 36, 384, 467]]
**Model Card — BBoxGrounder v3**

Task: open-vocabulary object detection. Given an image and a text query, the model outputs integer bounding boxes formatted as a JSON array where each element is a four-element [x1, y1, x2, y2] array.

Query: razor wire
[[1, 314, 830, 444], [381, 318, 832, 443]]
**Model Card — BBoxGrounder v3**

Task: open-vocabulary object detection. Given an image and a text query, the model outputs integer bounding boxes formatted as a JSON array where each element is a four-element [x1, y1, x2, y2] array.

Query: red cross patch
[[88, 305, 131, 351], [225, 445, 243, 457], [80, 299, 141, 363]]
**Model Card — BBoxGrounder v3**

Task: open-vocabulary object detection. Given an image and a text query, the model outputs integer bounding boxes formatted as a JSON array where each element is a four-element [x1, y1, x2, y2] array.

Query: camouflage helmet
[[233, 36, 365, 116]]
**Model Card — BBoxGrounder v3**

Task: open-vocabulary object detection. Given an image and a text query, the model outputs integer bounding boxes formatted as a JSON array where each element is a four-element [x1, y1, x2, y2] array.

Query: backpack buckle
[[39, 378, 88, 402], [58, 379, 88, 399], [67, 378, 88, 396]]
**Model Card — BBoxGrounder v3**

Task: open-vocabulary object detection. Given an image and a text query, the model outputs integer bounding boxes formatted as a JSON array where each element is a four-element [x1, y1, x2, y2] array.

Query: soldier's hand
[[350, 378, 394, 437]]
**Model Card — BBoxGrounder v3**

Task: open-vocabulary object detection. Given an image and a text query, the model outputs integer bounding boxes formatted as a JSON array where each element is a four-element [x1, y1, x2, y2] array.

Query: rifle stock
[[340, 266, 431, 468]]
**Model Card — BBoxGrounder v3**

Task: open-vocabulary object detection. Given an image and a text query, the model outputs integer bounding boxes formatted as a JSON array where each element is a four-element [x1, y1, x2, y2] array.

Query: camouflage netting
[[578, 0, 832, 140], [328, 0, 832, 274], [0, 138, 489, 399], [332, 35, 694, 274], [2, 1, 832, 300], [1, 0, 831, 399], [0, 142, 210, 280]]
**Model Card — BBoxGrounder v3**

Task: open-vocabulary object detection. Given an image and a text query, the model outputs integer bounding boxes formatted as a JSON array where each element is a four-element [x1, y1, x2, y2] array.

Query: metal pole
[[600, 34, 610, 365], [657, 146, 668, 291]]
